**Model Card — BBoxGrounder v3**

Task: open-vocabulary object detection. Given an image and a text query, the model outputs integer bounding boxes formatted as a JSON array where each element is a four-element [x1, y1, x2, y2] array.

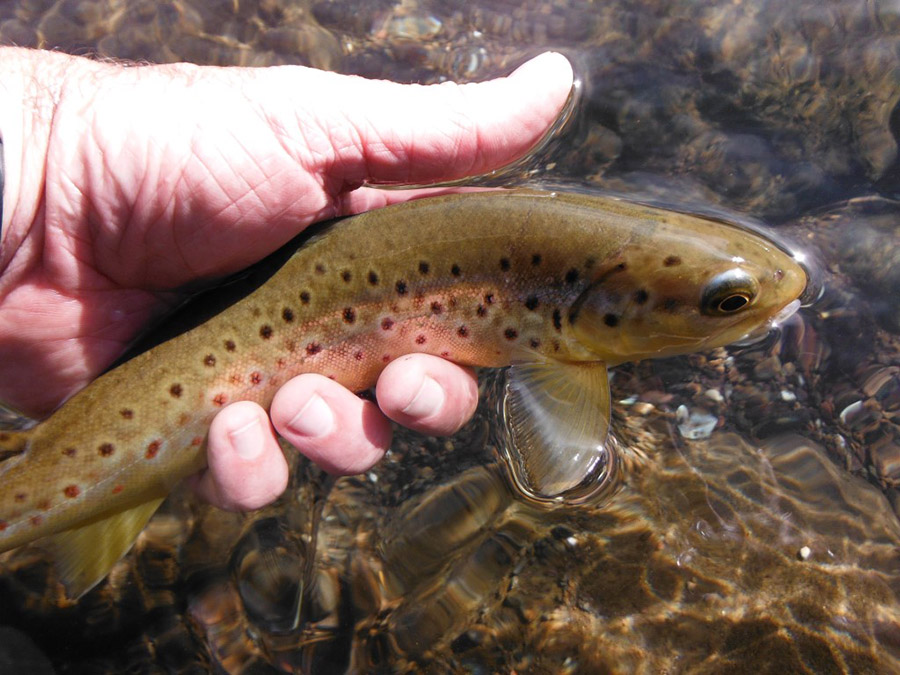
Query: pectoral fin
[[501, 359, 612, 500], [44, 497, 166, 600]]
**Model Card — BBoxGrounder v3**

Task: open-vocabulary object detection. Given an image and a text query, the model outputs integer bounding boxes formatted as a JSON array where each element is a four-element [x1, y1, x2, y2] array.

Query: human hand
[[0, 48, 574, 510]]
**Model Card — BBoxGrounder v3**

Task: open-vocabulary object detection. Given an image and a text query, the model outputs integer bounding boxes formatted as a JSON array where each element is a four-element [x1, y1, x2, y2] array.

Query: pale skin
[[0, 48, 574, 511]]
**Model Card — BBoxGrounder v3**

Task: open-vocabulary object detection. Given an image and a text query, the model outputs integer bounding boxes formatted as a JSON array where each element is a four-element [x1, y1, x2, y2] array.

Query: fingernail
[[288, 394, 334, 437], [402, 376, 445, 418], [231, 417, 264, 460]]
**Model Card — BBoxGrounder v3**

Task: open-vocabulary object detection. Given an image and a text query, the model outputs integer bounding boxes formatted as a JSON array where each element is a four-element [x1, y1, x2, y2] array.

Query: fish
[[0, 189, 807, 598]]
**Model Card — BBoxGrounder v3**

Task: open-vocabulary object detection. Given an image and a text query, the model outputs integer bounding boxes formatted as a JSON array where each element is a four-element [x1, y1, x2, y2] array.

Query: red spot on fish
[[14, 493, 26, 503], [120, 408, 134, 419], [112, 485, 123, 494], [30, 516, 42, 527], [286, 340, 297, 353], [99, 443, 115, 457], [63, 485, 80, 498], [191, 436, 203, 446], [306, 342, 322, 355], [146, 440, 161, 459], [213, 393, 227, 406], [382, 354, 391, 363], [225, 340, 236, 352], [230, 374, 243, 385], [457, 326, 469, 338], [381, 317, 395, 331], [0, 521, 6, 531], [430, 301, 443, 314], [354, 350, 364, 361], [204, 354, 216, 367], [63, 447, 76, 458], [0, 433, 7, 441], [441, 351, 450, 357], [276, 358, 286, 369], [415, 334, 427, 345], [250, 372, 262, 385], [327, 374, 336, 380]]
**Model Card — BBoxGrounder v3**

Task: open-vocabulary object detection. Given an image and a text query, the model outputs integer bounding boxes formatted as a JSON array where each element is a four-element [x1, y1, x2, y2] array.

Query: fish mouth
[[731, 299, 802, 346]]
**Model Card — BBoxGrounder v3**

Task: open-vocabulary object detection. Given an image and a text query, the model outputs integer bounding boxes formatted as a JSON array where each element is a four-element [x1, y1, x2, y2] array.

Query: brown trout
[[0, 189, 806, 597]]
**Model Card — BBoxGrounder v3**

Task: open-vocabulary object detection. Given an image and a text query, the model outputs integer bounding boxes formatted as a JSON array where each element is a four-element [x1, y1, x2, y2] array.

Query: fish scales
[[0, 189, 806, 597]]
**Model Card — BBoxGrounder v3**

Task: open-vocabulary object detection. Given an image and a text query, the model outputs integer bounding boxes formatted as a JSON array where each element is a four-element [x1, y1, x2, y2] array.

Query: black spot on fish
[[615, 262, 627, 272], [343, 307, 356, 324], [224, 340, 236, 352], [260, 325, 273, 339], [368, 271, 379, 285], [585, 257, 597, 269], [504, 328, 518, 340], [170, 384, 183, 398], [300, 291, 311, 304], [634, 289, 649, 305], [431, 301, 443, 314], [662, 298, 680, 312], [664, 255, 681, 267], [476, 305, 487, 317], [315, 263, 326, 274], [484, 293, 495, 305], [306, 342, 322, 355], [99, 443, 115, 457], [500, 258, 510, 271], [457, 325, 469, 338], [120, 408, 134, 419], [419, 261, 430, 275], [524, 296, 539, 311], [532, 254, 542, 266], [63, 447, 77, 458], [552, 309, 562, 331], [451, 264, 461, 277], [381, 317, 395, 330], [396, 280, 408, 295], [282, 307, 295, 323], [14, 492, 25, 502], [204, 354, 216, 367], [565, 268, 579, 284], [603, 313, 620, 327], [530, 338, 541, 349], [341, 270, 352, 282]]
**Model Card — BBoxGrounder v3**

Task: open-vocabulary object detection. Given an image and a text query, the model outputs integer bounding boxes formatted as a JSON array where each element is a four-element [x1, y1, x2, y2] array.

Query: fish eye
[[701, 269, 759, 316]]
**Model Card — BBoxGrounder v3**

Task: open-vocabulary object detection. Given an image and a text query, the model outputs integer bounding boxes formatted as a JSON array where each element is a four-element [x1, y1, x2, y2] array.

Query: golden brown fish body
[[0, 189, 806, 596]]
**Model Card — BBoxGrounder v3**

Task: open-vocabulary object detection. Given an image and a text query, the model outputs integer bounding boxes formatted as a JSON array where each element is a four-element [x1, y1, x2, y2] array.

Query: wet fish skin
[[0, 189, 806, 597]]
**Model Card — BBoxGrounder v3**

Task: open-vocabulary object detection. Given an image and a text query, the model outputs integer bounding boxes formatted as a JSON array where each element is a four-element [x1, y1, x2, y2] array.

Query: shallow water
[[1, 0, 899, 672]]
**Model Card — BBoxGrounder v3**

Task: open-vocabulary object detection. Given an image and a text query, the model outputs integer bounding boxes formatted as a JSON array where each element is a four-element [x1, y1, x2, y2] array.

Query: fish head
[[569, 218, 808, 364]]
